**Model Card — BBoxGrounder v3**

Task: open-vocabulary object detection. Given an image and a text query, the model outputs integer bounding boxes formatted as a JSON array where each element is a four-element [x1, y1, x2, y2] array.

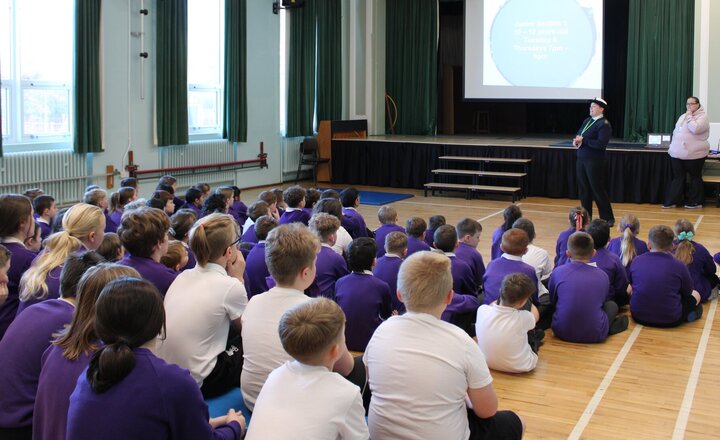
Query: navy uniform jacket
[[576, 116, 611, 159]]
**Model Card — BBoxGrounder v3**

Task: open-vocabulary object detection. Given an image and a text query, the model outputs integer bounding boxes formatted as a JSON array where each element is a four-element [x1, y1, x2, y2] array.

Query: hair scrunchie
[[678, 231, 694, 241]]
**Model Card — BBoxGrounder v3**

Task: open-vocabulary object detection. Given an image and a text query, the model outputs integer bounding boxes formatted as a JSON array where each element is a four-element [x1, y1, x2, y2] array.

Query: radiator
[[158, 140, 237, 189], [0, 150, 89, 205]]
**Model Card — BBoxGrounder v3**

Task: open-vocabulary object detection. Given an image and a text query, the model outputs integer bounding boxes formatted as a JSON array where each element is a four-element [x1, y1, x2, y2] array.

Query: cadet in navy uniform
[[572, 98, 615, 226]]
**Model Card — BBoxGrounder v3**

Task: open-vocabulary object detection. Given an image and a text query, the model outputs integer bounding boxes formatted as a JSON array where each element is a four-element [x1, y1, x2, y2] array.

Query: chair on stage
[[295, 137, 330, 186]]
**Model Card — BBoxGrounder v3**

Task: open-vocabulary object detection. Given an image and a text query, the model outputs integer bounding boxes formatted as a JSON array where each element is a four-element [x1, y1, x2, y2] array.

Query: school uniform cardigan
[[0, 241, 36, 338]]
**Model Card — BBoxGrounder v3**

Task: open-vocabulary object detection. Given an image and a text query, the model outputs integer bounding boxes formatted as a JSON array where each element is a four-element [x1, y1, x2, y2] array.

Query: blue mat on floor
[[320, 189, 414, 205], [550, 140, 649, 149], [206, 387, 252, 423]]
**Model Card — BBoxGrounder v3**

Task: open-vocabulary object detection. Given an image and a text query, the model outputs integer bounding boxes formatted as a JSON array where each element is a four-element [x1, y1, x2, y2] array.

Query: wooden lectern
[[316, 119, 368, 182]]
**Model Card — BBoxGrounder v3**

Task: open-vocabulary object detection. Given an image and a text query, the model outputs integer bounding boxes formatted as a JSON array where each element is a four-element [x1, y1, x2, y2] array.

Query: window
[[0, 0, 73, 147], [187, 0, 224, 136]]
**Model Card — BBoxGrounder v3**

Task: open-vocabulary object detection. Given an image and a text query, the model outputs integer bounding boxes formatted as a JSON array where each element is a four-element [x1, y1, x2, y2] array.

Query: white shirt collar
[[443, 252, 456, 257], [285, 207, 300, 212], [501, 253, 523, 261], [321, 243, 333, 249], [198, 262, 228, 276], [592, 115, 603, 121], [0, 237, 27, 246], [36, 217, 50, 225], [344, 207, 357, 212], [269, 286, 306, 296], [384, 253, 402, 259]]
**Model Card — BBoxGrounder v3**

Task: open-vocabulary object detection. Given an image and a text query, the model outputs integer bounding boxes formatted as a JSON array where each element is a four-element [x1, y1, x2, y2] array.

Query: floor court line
[[694, 215, 704, 230], [567, 324, 643, 440], [478, 203, 522, 223], [671, 299, 718, 440]]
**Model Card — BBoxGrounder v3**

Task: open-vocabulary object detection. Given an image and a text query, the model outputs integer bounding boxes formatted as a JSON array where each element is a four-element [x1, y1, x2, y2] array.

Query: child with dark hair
[[307, 213, 349, 299], [158, 175, 184, 213], [185, 187, 205, 217], [672, 219, 717, 302], [631, 225, 703, 327], [96, 232, 124, 262], [434, 225, 477, 297], [549, 232, 628, 343], [424, 215, 445, 248], [455, 218, 485, 295], [120, 177, 138, 189], [272, 188, 287, 216], [257, 190, 281, 221], [0, 195, 41, 336], [194, 182, 212, 198], [33, 263, 139, 440], [374, 206, 404, 258], [555, 206, 589, 267], [303, 188, 321, 218], [483, 229, 538, 305], [373, 231, 408, 314], [404, 217, 431, 256], [228, 186, 248, 227], [476, 273, 541, 373], [33, 195, 56, 241], [244, 216, 279, 297], [117, 206, 178, 296], [335, 237, 392, 351], [247, 298, 368, 439], [0, 252, 104, 437], [340, 187, 369, 238], [586, 219, 630, 307], [313, 198, 353, 255], [241, 201, 270, 245], [170, 208, 199, 269], [24, 223, 42, 252], [146, 190, 175, 216], [279, 185, 311, 225], [108, 187, 137, 228], [491, 205, 523, 261], [202, 193, 229, 217], [67, 277, 246, 439], [159, 213, 247, 399]]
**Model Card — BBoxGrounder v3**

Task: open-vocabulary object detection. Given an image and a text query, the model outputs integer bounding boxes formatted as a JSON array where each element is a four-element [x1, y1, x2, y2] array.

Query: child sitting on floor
[[246, 298, 369, 440], [373, 231, 408, 314], [555, 206, 589, 267], [374, 206, 405, 258]]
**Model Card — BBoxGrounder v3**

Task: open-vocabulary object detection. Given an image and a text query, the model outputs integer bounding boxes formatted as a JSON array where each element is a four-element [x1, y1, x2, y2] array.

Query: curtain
[[623, 0, 694, 141], [316, 0, 341, 122], [386, 0, 438, 135], [73, 0, 103, 154], [286, 0, 317, 137], [156, 0, 189, 146], [223, 0, 247, 143]]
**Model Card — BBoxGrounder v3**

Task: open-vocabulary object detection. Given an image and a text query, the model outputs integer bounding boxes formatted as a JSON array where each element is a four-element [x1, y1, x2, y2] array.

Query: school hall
[[2, 0, 720, 439]]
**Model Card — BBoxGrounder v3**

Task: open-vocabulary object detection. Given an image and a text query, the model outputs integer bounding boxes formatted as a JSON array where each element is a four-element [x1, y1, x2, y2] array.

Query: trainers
[[684, 204, 703, 209], [661, 204, 676, 209], [687, 304, 704, 322]]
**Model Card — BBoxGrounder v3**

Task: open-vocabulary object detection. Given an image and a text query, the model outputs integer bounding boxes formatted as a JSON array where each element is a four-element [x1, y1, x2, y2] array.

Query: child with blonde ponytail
[[607, 214, 648, 273], [17, 203, 105, 314], [672, 219, 717, 302], [158, 213, 248, 398]]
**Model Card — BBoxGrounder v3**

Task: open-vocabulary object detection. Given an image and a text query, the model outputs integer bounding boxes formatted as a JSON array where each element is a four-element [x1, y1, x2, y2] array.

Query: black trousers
[[576, 156, 614, 222], [201, 332, 243, 399], [665, 157, 706, 206]]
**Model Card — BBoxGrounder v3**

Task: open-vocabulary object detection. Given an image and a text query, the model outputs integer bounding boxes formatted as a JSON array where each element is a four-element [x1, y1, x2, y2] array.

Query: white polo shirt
[[363, 312, 493, 440], [475, 303, 538, 373], [240, 286, 310, 410], [522, 244, 552, 297], [246, 361, 369, 440], [331, 226, 352, 256], [156, 263, 248, 385]]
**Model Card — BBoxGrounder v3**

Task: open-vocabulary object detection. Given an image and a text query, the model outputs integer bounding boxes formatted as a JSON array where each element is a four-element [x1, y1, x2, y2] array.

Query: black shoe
[[605, 219, 615, 227], [661, 204, 677, 209]]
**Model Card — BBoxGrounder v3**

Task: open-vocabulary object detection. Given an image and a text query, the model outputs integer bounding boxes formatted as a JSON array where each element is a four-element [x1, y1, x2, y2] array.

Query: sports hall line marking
[[567, 324, 643, 440], [693, 215, 704, 230], [397, 200, 510, 212], [671, 295, 718, 439], [478, 203, 522, 223]]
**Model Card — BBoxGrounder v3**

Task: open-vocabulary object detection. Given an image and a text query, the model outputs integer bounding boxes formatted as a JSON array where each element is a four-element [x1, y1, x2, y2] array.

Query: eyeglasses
[[228, 236, 242, 250], [686, 102, 699, 106]]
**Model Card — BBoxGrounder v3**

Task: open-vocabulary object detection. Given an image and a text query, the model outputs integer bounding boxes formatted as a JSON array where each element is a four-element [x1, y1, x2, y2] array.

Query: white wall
[[92, 0, 282, 194]]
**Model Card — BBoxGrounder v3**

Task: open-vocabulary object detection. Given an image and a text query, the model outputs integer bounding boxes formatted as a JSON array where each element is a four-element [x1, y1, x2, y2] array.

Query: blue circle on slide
[[489, 0, 596, 87]]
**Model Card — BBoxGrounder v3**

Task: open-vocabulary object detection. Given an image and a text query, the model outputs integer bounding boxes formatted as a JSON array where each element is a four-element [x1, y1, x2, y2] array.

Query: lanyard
[[580, 118, 597, 136]]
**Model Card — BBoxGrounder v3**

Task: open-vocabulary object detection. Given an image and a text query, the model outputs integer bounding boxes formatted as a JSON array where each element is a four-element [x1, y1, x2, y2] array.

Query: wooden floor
[[244, 183, 720, 439]]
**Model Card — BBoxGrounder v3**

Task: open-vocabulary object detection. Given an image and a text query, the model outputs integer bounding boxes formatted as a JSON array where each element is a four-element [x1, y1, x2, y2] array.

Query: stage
[[331, 134, 678, 204]]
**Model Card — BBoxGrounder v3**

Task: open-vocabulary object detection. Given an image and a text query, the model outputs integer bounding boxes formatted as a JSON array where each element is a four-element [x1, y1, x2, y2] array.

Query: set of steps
[[424, 156, 531, 202]]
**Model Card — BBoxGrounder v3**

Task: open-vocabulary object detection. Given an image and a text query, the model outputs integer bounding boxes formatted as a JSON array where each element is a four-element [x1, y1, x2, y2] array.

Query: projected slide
[[465, 0, 604, 100]]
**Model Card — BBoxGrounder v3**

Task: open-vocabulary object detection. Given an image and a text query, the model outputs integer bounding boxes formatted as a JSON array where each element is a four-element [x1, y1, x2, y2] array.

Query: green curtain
[[223, 0, 247, 143], [386, 0, 437, 135], [73, 0, 103, 154], [316, 0, 341, 122], [286, 0, 317, 137], [623, 0, 694, 141], [156, 0, 188, 146]]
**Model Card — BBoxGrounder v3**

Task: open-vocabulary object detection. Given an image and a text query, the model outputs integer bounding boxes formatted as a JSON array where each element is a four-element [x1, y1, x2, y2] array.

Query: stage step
[[704, 175, 720, 207], [431, 169, 526, 178], [439, 156, 532, 164], [423, 182, 522, 202]]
